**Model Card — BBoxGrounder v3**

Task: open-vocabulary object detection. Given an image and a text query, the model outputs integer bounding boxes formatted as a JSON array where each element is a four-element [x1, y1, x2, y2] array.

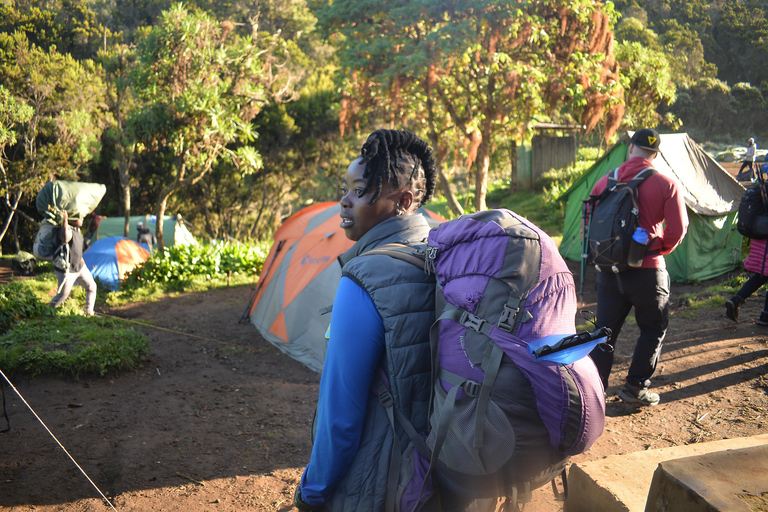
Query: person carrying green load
[[48, 209, 97, 316]]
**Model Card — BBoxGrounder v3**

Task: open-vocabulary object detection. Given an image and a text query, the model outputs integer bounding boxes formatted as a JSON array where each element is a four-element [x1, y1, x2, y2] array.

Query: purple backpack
[[421, 209, 605, 503], [368, 209, 606, 509]]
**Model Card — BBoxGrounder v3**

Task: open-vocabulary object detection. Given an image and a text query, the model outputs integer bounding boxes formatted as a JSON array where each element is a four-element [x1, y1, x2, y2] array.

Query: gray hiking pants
[[50, 264, 97, 315]]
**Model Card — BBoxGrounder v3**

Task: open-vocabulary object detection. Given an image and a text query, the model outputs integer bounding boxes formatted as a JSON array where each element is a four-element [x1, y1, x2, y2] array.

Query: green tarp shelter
[[559, 133, 746, 283], [89, 215, 197, 247]]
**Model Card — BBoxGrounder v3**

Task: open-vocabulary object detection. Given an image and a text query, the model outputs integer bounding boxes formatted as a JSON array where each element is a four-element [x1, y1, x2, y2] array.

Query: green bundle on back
[[36, 181, 106, 222], [32, 181, 106, 262]]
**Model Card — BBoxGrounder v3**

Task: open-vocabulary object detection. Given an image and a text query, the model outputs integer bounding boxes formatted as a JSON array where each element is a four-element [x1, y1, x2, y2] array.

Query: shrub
[[0, 280, 55, 336], [120, 240, 269, 292]]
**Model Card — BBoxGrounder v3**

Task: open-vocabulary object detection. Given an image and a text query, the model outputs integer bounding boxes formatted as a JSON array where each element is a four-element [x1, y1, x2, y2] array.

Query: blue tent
[[83, 237, 150, 290]]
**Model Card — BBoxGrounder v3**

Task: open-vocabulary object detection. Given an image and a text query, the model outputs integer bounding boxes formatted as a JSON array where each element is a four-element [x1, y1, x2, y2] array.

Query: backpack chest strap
[[439, 298, 532, 336]]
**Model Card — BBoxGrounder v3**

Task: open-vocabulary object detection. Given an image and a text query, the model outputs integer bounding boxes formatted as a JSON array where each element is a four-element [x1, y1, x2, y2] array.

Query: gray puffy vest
[[323, 215, 436, 512]]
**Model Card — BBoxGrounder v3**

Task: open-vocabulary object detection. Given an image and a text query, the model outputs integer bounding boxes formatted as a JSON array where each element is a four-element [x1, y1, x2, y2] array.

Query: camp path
[[1, 260, 767, 512]]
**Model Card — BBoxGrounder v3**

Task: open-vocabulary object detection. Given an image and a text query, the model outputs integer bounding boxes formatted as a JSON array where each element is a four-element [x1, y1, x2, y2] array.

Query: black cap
[[630, 128, 660, 152]]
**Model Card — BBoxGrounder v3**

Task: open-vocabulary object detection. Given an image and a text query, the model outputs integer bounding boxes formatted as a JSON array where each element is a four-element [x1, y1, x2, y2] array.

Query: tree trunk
[[201, 182, 217, 240], [510, 139, 518, 188], [427, 134, 463, 217], [437, 166, 464, 217], [156, 194, 170, 252], [0, 190, 21, 250], [474, 139, 490, 211], [11, 215, 19, 253], [120, 161, 132, 237]]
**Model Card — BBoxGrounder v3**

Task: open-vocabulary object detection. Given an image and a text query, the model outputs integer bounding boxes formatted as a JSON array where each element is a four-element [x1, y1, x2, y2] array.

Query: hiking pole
[[580, 199, 590, 296], [0, 368, 118, 511]]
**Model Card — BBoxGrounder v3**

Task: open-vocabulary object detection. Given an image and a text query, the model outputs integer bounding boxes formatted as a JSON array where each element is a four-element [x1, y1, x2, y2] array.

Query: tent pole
[[580, 199, 590, 296], [239, 239, 286, 323]]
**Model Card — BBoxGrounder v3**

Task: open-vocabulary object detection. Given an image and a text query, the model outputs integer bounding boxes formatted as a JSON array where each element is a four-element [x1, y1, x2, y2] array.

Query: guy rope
[[0, 368, 118, 511]]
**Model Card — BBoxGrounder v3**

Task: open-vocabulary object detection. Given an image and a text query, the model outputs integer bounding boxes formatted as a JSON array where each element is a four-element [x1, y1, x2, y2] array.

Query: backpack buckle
[[378, 388, 394, 408], [461, 380, 480, 398], [497, 304, 516, 332], [460, 311, 487, 333]]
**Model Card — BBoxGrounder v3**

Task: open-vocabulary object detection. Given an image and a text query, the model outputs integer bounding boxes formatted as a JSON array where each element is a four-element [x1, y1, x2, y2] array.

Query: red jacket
[[590, 156, 689, 269]]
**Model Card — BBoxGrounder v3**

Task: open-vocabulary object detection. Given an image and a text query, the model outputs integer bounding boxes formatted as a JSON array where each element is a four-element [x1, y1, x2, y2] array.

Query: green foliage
[[128, 4, 300, 248], [711, 0, 768, 89], [0, 0, 120, 60], [615, 40, 677, 130], [320, 0, 623, 211], [656, 19, 716, 84], [485, 180, 563, 244], [614, 0, 768, 140], [0, 314, 150, 377], [615, 17, 662, 51], [0, 31, 106, 197], [671, 78, 737, 140], [120, 240, 269, 292], [0, 280, 55, 335], [0, 275, 148, 378], [0, 85, 32, 147]]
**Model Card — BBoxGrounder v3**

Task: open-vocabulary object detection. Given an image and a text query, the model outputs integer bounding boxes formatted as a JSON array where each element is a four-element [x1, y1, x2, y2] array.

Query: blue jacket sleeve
[[299, 276, 385, 506]]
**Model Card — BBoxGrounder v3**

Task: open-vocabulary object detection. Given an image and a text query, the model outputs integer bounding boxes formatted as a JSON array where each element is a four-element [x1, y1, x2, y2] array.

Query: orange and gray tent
[[245, 201, 445, 372]]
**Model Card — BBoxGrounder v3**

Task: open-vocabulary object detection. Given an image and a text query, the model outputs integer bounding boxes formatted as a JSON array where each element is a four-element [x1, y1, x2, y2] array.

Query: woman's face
[[339, 158, 400, 241]]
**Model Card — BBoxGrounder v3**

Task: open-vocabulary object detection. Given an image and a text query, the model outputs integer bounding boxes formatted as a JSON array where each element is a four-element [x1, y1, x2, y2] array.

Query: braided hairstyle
[[358, 129, 437, 209]]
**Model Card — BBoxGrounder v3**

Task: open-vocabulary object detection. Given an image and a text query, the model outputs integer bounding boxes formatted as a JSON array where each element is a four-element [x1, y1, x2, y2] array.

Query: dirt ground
[[0, 258, 767, 512]]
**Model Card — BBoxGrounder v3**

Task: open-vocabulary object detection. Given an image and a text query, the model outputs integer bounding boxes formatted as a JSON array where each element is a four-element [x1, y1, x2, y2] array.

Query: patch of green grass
[[105, 271, 257, 307], [0, 279, 56, 334], [0, 314, 150, 378], [676, 274, 745, 314]]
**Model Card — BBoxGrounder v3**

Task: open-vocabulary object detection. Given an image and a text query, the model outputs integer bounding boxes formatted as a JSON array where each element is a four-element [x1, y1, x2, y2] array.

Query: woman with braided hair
[[294, 129, 440, 511]]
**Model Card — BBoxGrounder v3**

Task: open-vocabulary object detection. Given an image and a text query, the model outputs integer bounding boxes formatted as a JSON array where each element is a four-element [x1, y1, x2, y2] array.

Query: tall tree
[[100, 44, 138, 237], [0, 31, 106, 251], [129, 5, 295, 250], [0, 86, 33, 252], [319, 0, 624, 211]]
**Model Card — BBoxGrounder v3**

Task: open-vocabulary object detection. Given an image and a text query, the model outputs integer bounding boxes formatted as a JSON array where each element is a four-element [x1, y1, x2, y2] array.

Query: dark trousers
[[737, 161, 755, 181], [589, 268, 670, 389], [735, 273, 768, 310]]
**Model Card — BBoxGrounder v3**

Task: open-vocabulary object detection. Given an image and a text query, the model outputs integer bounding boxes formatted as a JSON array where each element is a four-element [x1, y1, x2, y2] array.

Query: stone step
[[565, 434, 768, 512], [645, 443, 768, 512]]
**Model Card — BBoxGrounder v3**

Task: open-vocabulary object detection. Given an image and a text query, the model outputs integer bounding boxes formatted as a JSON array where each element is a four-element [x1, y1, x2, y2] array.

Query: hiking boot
[[758, 310, 768, 326], [618, 384, 660, 406], [725, 296, 743, 323]]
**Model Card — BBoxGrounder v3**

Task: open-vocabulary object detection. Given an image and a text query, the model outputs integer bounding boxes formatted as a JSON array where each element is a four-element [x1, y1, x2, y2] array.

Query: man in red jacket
[[588, 128, 689, 406]]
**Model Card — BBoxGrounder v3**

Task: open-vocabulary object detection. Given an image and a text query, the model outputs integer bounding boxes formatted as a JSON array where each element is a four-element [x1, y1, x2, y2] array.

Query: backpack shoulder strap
[[607, 167, 619, 187], [362, 243, 428, 271], [589, 168, 620, 205], [627, 167, 657, 189]]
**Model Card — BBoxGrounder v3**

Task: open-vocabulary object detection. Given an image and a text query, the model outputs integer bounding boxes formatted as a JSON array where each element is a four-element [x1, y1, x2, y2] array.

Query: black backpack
[[587, 167, 656, 273], [737, 180, 768, 240]]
